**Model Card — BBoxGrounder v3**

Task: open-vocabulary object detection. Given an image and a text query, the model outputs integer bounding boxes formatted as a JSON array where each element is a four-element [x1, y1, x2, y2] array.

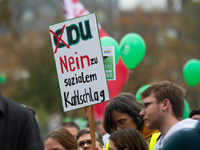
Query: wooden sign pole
[[87, 105, 96, 150]]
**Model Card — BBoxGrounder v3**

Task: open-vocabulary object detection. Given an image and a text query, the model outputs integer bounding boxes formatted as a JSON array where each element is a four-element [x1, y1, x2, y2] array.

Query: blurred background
[[0, 0, 200, 139]]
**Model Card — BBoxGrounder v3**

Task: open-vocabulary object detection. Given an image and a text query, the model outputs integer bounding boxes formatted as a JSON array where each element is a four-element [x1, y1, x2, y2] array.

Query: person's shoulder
[[1, 94, 34, 116], [181, 118, 198, 123], [179, 118, 199, 128], [103, 133, 110, 145], [163, 127, 200, 150]]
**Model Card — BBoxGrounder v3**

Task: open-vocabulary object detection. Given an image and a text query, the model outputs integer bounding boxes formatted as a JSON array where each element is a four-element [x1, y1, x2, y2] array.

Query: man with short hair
[[60, 121, 80, 138], [139, 81, 199, 150], [77, 127, 104, 150]]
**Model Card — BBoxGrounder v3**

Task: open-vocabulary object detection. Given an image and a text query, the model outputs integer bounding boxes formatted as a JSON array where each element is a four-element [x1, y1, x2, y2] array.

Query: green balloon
[[100, 36, 120, 65], [0, 73, 6, 85], [119, 33, 146, 70], [183, 59, 200, 87], [63, 117, 72, 122], [183, 99, 190, 119], [135, 84, 150, 103]]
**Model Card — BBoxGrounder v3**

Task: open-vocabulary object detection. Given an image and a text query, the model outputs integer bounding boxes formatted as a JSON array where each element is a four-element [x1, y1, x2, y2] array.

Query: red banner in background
[[62, 0, 130, 120]]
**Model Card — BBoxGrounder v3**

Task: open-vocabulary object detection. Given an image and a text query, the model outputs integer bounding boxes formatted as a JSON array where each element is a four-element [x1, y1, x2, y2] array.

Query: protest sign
[[102, 46, 116, 80], [49, 13, 110, 112]]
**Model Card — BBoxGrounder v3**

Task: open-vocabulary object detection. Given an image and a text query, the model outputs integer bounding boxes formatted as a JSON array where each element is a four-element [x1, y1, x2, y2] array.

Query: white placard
[[49, 13, 110, 112]]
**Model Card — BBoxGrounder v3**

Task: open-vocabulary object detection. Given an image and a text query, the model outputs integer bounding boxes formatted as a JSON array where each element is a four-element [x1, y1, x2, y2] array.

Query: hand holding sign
[[119, 33, 146, 70]]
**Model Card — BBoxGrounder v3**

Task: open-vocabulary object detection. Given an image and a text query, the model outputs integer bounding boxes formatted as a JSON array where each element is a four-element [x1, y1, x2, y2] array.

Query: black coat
[[0, 92, 44, 150]]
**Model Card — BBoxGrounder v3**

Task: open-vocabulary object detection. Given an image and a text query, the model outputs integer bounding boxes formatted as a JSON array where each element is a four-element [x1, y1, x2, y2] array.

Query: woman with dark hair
[[103, 92, 160, 149], [44, 127, 78, 150], [109, 128, 148, 150]]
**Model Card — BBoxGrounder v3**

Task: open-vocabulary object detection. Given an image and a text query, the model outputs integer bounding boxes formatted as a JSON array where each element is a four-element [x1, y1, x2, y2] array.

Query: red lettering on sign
[[59, 53, 91, 74]]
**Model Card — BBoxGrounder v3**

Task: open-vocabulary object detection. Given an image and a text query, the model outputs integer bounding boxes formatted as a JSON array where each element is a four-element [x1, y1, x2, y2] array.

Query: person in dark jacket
[[163, 121, 200, 150], [0, 91, 44, 150]]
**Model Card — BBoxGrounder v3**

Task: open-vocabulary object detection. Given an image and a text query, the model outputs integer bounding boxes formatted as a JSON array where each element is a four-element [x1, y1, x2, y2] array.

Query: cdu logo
[[50, 20, 93, 54]]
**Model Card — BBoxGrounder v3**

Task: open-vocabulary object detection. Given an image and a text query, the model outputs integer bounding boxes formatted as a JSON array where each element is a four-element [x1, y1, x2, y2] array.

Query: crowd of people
[[0, 80, 200, 150]]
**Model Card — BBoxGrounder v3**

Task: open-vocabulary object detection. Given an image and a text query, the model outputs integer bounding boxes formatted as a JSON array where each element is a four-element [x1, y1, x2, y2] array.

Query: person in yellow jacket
[[103, 93, 160, 150], [149, 132, 161, 150]]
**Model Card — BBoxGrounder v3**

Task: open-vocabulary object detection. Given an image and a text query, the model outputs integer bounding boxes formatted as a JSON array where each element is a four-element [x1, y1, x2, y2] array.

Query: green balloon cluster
[[0, 73, 6, 85], [119, 33, 146, 70], [100, 33, 146, 69], [135, 84, 150, 103], [183, 59, 200, 87], [100, 36, 120, 65]]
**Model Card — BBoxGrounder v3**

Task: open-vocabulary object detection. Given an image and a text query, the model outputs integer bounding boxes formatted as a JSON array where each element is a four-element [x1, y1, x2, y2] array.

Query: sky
[[118, 0, 172, 11]]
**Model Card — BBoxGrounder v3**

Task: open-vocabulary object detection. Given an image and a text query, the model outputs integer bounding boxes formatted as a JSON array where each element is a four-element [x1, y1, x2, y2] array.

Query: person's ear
[[162, 99, 170, 110]]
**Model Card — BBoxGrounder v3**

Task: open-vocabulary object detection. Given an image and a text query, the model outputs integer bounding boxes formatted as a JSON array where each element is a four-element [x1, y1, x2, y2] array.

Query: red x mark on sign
[[50, 24, 70, 54]]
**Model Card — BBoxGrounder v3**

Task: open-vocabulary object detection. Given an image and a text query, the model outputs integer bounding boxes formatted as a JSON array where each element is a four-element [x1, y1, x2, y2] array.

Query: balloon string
[[122, 70, 132, 91]]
